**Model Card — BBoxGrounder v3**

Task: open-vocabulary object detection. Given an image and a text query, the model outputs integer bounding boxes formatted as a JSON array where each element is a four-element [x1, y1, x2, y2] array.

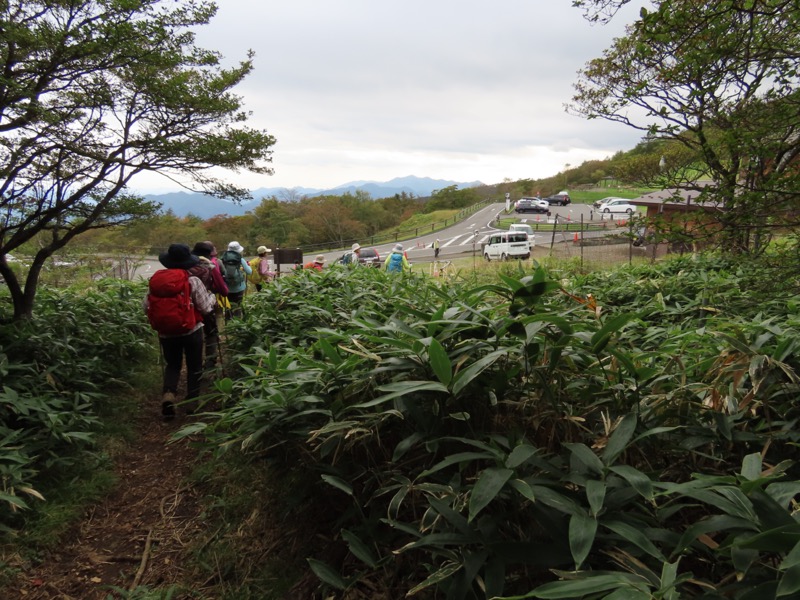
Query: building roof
[[631, 182, 725, 212]]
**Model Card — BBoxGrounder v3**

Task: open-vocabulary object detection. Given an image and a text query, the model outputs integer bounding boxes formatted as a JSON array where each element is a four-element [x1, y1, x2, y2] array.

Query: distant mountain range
[[143, 175, 484, 219]]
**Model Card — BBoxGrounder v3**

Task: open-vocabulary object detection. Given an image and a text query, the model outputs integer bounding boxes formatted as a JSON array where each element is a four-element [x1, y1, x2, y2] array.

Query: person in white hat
[[341, 242, 362, 266], [248, 245, 272, 292], [220, 241, 252, 319], [385, 243, 410, 273], [303, 254, 326, 272]]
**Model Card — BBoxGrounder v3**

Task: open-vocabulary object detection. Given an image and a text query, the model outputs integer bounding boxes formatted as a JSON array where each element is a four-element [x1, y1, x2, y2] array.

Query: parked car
[[598, 198, 637, 214], [593, 196, 625, 209], [514, 197, 550, 214], [543, 193, 571, 206], [337, 247, 381, 267], [482, 232, 531, 261]]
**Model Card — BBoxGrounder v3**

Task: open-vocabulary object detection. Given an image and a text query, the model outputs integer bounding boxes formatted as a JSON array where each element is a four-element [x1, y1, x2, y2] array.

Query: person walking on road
[[385, 243, 411, 273], [433, 238, 440, 259]]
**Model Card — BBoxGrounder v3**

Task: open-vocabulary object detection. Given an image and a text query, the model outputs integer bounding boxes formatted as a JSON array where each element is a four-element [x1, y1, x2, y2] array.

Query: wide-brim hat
[[351, 243, 361, 252], [393, 243, 404, 253], [314, 254, 326, 264], [228, 241, 244, 253], [192, 241, 214, 258], [159, 243, 199, 270]]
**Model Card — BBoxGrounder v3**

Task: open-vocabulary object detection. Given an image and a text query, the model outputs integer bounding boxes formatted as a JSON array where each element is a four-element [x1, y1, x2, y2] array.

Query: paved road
[[133, 202, 630, 278], [307, 202, 628, 266]]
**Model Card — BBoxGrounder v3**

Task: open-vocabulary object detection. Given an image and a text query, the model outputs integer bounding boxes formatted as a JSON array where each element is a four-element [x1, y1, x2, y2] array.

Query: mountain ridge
[[143, 175, 484, 219]]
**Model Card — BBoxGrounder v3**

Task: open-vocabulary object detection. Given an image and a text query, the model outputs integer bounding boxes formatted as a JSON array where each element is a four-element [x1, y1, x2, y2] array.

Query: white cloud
[[133, 0, 647, 193]]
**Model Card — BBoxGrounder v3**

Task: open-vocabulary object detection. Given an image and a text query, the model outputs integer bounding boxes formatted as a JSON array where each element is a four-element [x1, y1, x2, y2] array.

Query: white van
[[483, 232, 531, 261], [509, 223, 534, 236]]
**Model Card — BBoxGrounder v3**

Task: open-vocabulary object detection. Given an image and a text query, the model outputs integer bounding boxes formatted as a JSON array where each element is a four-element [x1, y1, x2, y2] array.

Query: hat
[[192, 241, 214, 258], [314, 254, 326, 264], [203, 241, 217, 257], [228, 241, 244, 253], [159, 243, 200, 270], [393, 243, 404, 253], [351, 243, 361, 252], [257, 245, 270, 255]]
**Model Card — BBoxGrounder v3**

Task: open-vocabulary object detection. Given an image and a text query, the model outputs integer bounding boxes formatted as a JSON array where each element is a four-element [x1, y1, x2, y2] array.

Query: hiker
[[341, 242, 362, 266], [303, 254, 326, 271], [220, 241, 252, 319], [433, 238, 440, 259], [247, 245, 272, 292], [144, 243, 216, 418], [190, 242, 228, 370], [384, 243, 411, 273]]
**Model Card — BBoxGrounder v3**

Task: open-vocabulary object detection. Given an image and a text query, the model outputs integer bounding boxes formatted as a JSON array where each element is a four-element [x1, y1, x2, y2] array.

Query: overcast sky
[[139, 0, 648, 193]]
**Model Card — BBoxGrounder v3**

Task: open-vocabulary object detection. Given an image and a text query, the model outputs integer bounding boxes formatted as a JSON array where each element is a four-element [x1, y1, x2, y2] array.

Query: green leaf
[[585, 479, 606, 517], [341, 529, 377, 568], [468, 467, 513, 522], [315, 337, 343, 365], [609, 465, 653, 500], [406, 561, 462, 597], [428, 337, 452, 386], [506, 444, 539, 469], [604, 520, 665, 560], [320, 474, 353, 496], [451, 349, 507, 396], [741, 453, 762, 481], [569, 513, 597, 569], [509, 479, 536, 502], [307, 558, 347, 590], [523, 573, 649, 598], [352, 380, 449, 409], [602, 412, 637, 466], [591, 314, 632, 354], [778, 565, 800, 597], [419, 451, 497, 478], [565, 443, 605, 475], [215, 377, 234, 394]]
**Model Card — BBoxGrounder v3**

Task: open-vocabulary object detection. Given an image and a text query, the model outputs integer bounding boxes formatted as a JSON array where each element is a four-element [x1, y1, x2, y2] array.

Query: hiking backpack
[[220, 250, 245, 289], [387, 252, 404, 273], [147, 269, 200, 336]]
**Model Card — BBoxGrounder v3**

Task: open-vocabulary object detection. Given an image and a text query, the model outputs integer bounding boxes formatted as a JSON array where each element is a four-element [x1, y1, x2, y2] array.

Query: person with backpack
[[384, 243, 411, 274], [340, 242, 362, 266], [144, 243, 216, 418], [190, 241, 228, 371], [220, 241, 252, 319], [247, 245, 272, 292]]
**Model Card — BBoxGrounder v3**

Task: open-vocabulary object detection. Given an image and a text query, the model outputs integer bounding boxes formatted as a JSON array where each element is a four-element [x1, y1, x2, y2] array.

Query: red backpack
[[147, 269, 200, 335]]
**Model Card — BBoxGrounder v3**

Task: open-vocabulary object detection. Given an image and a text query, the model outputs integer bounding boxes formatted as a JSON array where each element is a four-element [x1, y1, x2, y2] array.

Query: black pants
[[160, 328, 204, 400], [226, 290, 245, 320], [203, 311, 220, 368]]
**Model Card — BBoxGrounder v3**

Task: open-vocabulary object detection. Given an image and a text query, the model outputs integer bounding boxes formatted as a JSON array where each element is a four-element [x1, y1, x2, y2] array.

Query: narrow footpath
[[12, 398, 206, 599]]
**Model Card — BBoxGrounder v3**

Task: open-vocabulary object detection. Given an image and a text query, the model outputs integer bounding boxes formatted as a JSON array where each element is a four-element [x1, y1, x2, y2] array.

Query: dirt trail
[[12, 399, 207, 599]]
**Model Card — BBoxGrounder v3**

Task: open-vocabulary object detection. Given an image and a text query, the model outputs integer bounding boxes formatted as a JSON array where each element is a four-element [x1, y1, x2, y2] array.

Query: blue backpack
[[387, 252, 404, 273]]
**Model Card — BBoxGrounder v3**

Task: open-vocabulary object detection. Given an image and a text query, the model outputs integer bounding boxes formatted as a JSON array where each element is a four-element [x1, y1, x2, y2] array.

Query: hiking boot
[[161, 392, 176, 419]]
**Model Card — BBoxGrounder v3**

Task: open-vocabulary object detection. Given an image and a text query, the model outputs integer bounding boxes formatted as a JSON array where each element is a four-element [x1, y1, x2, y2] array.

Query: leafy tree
[[301, 196, 365, 246], [570, 0, 800, 252], [426, 185, 481, 211], [0, 0, 276, 320], [250, 197, 306, 248]]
